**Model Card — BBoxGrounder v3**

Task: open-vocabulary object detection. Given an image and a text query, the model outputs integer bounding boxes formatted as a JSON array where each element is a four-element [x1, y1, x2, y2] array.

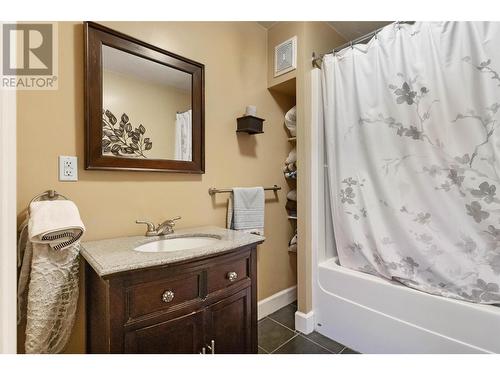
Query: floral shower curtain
[[322, 22, 500, 304]]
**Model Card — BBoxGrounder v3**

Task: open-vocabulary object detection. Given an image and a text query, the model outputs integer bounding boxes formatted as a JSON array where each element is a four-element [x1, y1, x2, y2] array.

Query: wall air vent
[[274, 36, 297, 77]]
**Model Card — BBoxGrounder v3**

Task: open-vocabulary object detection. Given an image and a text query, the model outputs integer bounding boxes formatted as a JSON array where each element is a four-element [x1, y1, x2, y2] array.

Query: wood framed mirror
[[84, 22, 205, 173]]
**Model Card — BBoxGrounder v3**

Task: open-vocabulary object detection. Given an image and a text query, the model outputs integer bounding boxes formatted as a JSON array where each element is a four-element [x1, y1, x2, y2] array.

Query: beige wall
[[17, 21, 296, 353], [267, 22, 345, 314], [103, 70, 190, 159], [267, 22, 304, 89]]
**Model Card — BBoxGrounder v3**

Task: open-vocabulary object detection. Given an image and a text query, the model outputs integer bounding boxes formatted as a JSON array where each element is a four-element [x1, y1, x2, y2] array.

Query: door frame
[[0, 27, 17, 352]]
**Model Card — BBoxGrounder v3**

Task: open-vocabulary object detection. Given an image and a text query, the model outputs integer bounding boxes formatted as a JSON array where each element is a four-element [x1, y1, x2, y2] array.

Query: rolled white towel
[[286, 148, 297, 164], [282, 162, 296, 173], [287, 189, 297, 202], [288, 232, 297, 252], [285, 106, 297, 137]]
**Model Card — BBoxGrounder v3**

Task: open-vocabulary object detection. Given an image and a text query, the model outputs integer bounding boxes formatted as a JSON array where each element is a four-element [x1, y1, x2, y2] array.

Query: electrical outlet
[[59, 156, 78, 181]]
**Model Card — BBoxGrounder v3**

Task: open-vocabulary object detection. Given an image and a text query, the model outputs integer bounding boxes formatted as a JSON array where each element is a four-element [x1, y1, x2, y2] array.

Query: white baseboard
[[257, 285, 297, 320], [295, 310, 315, 334]]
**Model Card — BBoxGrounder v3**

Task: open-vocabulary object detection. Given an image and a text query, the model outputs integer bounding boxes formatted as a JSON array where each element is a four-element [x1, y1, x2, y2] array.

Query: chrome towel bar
[[208, 185, 281, 196]]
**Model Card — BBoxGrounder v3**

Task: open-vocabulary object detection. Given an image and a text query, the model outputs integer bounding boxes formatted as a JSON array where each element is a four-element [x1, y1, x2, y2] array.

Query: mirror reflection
[[101, 45, 192, 161]]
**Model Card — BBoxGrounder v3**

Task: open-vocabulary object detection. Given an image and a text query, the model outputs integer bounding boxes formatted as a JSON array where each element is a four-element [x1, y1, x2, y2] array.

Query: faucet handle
[[136, 220, 156, 232], [163, 216, 181, 228]]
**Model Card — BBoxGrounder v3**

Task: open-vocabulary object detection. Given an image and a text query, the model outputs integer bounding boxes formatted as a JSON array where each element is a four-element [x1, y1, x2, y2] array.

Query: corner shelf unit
[[268, 72, 297, 255]]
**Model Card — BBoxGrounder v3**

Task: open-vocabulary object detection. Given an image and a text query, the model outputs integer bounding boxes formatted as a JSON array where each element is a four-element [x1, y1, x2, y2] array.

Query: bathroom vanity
[[81, 227, 264, 354]]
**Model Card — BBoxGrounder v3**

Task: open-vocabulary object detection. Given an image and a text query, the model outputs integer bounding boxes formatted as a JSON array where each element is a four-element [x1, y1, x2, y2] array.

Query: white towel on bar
[[227, 187, 265, 236], [18, 199, 85, 353]]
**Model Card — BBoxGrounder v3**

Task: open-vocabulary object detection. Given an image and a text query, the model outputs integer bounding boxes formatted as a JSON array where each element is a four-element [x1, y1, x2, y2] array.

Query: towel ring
[[19, 190, 70, 234], [28, 190, 69, 213]]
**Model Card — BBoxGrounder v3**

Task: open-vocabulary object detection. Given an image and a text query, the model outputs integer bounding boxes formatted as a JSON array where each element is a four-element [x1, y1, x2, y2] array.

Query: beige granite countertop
[[80, 226, 265, 277]]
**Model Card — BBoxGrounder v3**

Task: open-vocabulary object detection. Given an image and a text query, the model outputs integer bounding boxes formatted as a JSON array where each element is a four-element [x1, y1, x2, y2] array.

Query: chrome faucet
[[136, 216, 181, 236]]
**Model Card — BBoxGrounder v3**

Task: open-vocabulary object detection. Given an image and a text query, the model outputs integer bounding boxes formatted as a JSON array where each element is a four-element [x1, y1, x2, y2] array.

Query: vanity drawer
[[207, 254, 249, 294], [127, 273, 201, 320]]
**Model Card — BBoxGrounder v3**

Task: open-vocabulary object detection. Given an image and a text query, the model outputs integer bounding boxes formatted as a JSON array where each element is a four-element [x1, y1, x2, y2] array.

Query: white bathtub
[[313, 257, 500, 353], [309, 68, 500, 353]]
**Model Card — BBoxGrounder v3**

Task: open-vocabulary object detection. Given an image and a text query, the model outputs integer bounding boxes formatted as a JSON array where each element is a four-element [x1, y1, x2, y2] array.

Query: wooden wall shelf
[[236, 115, 265, 134]]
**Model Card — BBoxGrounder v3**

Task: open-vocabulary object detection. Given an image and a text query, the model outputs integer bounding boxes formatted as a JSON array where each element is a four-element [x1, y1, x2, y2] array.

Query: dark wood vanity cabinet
[[85, 244, 258, 354]]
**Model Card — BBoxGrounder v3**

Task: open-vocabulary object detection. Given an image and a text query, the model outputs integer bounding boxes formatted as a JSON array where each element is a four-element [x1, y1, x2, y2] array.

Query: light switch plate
[[59, 156, 78, 181]]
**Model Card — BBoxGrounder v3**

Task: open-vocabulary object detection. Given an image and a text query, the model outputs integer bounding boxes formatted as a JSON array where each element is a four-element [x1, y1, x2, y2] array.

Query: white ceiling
[[257, 21, 277, 29], [257, 21, 392, 42], [327, 21, 392, 41], [102, 45, 191, 92]]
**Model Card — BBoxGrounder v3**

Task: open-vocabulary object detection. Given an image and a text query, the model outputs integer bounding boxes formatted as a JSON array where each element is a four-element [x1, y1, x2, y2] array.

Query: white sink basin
[[134, 236, 221, 253]]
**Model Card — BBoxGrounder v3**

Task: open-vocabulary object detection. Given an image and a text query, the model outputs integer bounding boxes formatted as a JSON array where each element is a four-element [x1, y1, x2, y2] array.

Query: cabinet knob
[[227, 271, 238, 282], [162, 290, 175, 303]]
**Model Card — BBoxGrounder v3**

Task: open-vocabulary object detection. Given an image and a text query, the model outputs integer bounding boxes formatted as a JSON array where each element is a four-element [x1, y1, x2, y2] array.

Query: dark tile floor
[[258, 302, 359, 354]]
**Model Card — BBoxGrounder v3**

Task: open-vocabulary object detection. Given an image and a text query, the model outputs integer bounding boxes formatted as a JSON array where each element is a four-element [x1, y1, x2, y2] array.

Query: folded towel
[[28, 200, 85, 250], [227, 187, 265, 236], [18, 199, 85, 353], [226, 195, 234, 230]]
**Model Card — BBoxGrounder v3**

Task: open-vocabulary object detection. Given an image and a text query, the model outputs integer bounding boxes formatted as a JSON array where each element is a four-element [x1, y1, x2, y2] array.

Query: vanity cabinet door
[[204, 287, 254, 354], [124, 310, 205, 354]]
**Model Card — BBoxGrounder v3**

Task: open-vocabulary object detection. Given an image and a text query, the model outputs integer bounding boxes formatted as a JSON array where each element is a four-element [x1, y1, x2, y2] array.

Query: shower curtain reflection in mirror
[[175, 109, 192, 161]]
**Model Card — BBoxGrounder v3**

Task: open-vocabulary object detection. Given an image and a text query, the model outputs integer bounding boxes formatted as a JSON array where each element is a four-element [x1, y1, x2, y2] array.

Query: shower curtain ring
[[350, 41, 353, 49]]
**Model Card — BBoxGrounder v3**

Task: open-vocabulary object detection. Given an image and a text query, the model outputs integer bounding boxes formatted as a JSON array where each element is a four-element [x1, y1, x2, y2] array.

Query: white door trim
[[0, 53, 17, 352]]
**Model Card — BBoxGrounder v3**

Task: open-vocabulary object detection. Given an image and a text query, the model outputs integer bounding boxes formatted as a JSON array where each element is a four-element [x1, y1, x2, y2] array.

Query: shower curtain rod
[[312, 21, 415, 68]]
